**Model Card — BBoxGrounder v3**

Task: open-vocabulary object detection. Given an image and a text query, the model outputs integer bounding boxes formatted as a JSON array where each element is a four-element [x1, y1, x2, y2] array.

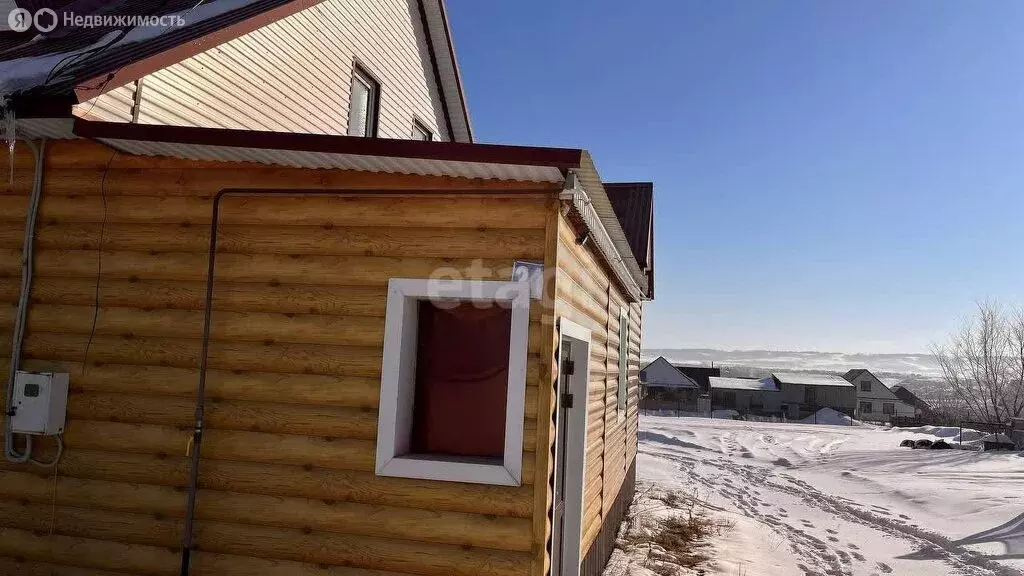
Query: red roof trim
[[73, 0, 325, 102], [72, 119, 584, 168]]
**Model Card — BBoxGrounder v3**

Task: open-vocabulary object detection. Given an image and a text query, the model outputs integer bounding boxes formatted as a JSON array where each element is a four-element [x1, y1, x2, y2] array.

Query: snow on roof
[[772, 372, 854, 387], [709, 376, 778, 392]]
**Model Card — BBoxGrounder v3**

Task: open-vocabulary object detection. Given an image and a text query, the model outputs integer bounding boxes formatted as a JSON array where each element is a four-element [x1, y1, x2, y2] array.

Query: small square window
[[860, 380, 872, 392], [882, 403, 895, 415], [860, 401, 873, 414], [348, 64, 379, 137], [412, 120, 433, 141], [376, 278, 531, 486]]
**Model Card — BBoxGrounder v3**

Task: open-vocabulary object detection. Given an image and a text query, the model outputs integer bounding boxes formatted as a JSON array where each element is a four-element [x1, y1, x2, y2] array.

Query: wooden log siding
[[553, 212, 642, 562], [0, 140, 567, 576]]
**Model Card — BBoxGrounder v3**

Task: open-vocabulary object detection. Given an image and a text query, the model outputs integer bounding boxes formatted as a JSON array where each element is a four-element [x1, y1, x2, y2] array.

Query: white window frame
[[411, 119, 433, 141], [375, 278, 531, 486], [348, 62, 380, 138], [555, 317, 592, 576]]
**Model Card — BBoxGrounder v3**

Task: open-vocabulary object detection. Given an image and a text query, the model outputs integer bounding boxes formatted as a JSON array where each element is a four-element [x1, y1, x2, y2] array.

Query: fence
[[888, 416, 1019, 449], [639, 407, 855, 426]]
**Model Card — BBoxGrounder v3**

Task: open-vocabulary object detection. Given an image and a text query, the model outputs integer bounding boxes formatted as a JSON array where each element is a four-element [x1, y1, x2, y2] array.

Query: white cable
[[29, 434, 63, 468], [5, 138, 45, 463]]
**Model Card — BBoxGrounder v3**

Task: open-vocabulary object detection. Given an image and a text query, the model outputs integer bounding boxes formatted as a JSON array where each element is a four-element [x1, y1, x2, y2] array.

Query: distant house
[[709, 376, 780, 415], [890, 385, 934, 417], [673, 365, 722, 394], [640, 357, 700, 411], [771, 372, 857, 419], [843, 369, 916, 419]]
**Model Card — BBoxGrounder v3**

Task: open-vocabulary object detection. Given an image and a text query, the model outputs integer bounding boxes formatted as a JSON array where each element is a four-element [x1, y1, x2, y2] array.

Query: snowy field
[[613, 416, 1024, 576]]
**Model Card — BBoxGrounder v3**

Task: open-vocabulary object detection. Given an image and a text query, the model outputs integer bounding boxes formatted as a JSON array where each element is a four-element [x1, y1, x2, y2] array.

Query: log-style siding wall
[[0, 140, 566, 576], [552, 213, 642, 561]]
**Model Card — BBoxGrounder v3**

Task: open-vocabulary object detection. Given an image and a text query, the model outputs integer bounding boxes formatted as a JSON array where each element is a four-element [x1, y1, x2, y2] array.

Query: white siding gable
[[640, 357, 698, 389], [81, 0, 452, 141], [853, 370, 916, 417]]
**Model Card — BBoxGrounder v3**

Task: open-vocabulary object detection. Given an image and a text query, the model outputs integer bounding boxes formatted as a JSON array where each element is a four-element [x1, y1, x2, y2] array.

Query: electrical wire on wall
[[179, 188, 477, 576], [82, 150, 117, 371], [4, 138, 64, 469]]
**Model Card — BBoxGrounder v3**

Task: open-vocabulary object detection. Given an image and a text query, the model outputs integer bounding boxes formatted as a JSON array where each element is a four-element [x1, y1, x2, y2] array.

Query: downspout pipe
[[558, 171, 648, 302], [5, 139, 46, 463]]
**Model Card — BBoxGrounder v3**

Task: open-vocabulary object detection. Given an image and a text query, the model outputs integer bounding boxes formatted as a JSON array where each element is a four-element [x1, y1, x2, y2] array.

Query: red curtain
[[411, 301, 511, 459]]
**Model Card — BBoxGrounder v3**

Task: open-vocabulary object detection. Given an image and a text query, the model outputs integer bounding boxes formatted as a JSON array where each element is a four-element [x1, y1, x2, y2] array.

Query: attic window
[[375, 279, 531, 486], [860, 380, 872, 392], [348, 64, 380, 137], [412, 120, 433, 141]]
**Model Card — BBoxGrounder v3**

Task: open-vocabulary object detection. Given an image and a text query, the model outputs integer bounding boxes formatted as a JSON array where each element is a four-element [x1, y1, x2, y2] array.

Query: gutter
[[560, 171, 649, 302]]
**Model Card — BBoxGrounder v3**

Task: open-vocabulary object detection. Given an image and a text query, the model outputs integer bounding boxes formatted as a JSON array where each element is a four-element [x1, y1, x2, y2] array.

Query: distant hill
[[643, 348, 941, 377]]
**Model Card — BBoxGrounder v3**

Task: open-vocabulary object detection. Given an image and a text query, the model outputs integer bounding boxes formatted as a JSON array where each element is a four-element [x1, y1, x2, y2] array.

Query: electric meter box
[[10, 371, 68, 435]]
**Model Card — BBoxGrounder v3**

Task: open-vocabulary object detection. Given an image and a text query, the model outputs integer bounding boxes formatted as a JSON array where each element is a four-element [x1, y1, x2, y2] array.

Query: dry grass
[[617, 485, 733, 575]]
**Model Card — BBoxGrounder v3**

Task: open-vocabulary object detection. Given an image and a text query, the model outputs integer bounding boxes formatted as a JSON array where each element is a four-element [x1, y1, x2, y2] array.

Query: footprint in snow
[[848, 543, 859, 550], [852, 551, 865, 562], [898, 514, 910, 520], [876, 562, 892, 573], [825, 529, 838, 535], [827, 536, 839, 543]]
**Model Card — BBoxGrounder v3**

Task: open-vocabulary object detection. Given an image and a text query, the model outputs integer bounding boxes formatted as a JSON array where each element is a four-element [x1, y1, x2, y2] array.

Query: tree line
[[931, 301, 1024, 424]]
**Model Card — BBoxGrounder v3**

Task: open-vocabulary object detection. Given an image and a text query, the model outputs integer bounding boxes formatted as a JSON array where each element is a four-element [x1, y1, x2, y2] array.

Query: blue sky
[[448, 1, 1024, 354]]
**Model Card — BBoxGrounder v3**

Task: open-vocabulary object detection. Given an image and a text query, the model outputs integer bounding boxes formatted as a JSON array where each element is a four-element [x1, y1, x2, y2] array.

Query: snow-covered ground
[[618, 416, 1024, 576]]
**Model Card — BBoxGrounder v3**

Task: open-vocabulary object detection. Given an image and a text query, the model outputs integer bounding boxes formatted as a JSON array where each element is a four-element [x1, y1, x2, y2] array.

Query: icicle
[[1, 101, 15, 187]]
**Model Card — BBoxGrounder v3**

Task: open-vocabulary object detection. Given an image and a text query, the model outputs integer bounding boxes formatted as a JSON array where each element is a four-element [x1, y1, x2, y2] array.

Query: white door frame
[[555, 317, 591, 576]]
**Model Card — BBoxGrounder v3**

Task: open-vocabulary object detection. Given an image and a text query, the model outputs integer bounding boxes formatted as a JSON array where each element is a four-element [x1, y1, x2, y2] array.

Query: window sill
[[376, 455, 520, 486]]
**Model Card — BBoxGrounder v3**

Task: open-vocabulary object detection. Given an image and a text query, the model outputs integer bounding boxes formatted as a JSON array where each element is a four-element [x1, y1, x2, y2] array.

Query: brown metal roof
[[604, 182, 654, 297], [72, 118, 581, 168]]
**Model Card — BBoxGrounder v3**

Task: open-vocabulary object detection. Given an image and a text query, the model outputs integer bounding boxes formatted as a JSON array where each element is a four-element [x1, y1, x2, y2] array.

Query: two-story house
[[842, 369, 916, 420], [0, 3, 654, 576]]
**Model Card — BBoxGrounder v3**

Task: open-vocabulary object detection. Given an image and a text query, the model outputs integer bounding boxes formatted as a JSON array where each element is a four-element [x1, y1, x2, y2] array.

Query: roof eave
[[73, 0, 326, 103], [421, 0, 473, 142], [572, 153, 652, 299], [71, 118, 579, 168]]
